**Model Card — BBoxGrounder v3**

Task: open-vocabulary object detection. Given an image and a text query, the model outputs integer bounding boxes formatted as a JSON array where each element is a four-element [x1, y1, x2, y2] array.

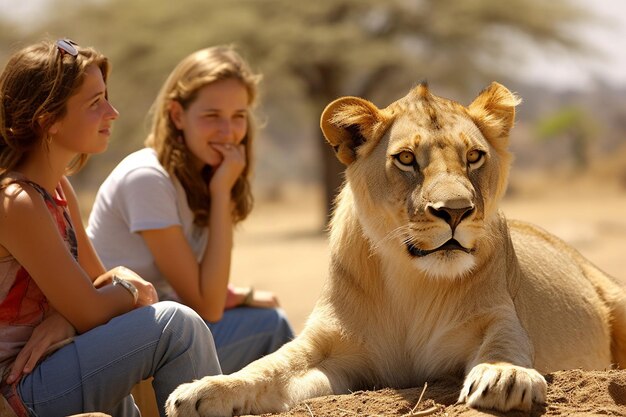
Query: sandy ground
[[264, 369, 626, 416]]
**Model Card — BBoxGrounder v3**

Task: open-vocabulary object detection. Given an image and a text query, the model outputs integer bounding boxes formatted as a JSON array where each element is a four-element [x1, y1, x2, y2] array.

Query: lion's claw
[[459, 363, 546, 411]]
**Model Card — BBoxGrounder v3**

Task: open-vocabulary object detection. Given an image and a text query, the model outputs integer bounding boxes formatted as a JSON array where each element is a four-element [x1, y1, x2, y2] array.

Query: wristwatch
[[112, 275, 139, 305]]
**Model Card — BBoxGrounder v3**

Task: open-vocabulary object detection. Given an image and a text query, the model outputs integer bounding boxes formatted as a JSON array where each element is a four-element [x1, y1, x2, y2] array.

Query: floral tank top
[[0, 178, 77, 416]]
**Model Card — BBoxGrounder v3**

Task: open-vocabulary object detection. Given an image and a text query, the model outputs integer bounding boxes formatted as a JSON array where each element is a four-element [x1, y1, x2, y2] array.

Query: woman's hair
[[145, 45, 261, 227], [0, 39, 110, 176]]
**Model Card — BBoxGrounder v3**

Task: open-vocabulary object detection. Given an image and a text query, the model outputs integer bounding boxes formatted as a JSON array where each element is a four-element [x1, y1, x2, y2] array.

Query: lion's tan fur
[[166, 82, 626, 416]]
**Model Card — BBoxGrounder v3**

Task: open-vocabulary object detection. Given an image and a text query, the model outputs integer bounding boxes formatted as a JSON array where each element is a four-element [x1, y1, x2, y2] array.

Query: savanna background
[[1, 1, 625, 416]]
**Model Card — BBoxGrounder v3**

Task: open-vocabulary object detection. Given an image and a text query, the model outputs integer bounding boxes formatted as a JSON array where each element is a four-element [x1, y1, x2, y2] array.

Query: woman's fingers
[[7, 335, 47, 383], [250, 290, 280, 308], [210, 142, 245, 160], [208, 143, 246, 194], [23, 343, 46, 374], [7, 347, 30, 383]]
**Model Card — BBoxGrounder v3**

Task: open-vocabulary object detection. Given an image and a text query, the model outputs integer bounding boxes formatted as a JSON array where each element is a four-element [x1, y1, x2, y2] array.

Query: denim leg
[[107, 395, 139, 417], [18, 301, 221, 417], [207, 307, 294, 374]]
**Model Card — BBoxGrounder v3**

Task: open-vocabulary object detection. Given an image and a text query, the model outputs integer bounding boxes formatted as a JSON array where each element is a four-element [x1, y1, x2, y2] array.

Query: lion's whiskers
[[371, 224, 412, 254]]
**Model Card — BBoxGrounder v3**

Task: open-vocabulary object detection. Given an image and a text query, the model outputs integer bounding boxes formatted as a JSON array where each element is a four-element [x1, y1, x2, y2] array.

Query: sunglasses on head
[[56, 39, 79, 57]]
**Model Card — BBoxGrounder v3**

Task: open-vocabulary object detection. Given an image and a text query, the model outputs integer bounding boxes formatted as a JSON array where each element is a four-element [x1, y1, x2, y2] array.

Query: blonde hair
[[145, 45, 261, 227], [0, 39, 110, 176]]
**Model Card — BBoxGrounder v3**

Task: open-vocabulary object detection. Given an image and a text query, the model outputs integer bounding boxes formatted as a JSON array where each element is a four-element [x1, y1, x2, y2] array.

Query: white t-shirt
[[87, 148, 208, 300]]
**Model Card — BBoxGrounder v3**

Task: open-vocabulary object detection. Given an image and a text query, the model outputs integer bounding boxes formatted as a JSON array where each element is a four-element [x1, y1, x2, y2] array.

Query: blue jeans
[[207, 307, 293, 374], [17, 301, 221, 417]]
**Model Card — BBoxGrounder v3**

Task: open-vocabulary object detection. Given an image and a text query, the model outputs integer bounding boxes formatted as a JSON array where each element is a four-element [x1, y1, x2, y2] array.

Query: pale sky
[[1, 0, 625, 90], [513, 0, 626, 90]]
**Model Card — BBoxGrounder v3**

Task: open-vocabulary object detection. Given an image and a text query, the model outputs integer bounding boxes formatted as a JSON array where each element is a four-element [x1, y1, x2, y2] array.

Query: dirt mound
[[259, 369, 626, 417]]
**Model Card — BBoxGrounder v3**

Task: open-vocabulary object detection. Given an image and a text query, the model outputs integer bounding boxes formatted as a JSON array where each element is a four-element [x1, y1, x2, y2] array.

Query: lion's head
[[321, 82, 520, 279]]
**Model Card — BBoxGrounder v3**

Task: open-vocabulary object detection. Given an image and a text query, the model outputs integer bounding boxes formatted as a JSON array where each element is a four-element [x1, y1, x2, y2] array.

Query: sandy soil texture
[[258, 369, 626, 416]]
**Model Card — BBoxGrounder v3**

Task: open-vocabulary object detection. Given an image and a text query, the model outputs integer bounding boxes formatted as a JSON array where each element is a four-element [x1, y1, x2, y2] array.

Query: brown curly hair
[[145, 45, 261, 227]]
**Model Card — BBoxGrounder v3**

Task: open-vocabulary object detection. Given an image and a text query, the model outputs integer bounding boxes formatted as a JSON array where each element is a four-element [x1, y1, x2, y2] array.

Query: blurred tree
[[1, 0, 591, 223], [534, 106, 598, 169]]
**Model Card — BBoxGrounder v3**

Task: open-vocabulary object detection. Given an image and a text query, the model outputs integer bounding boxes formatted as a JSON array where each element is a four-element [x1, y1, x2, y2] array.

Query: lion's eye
[[467, 149, 485, 169], [393, 151, 416, 172]]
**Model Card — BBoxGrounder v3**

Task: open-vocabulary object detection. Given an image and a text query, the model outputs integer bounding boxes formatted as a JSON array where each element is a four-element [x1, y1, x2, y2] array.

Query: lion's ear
[[320, 96, 385, 165], [468, 82, 521, 141]]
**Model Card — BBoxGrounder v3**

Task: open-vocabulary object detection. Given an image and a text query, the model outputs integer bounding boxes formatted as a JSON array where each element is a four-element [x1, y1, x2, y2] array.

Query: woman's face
[[48, 64, 119, 155], [170, 78, 249, 169]]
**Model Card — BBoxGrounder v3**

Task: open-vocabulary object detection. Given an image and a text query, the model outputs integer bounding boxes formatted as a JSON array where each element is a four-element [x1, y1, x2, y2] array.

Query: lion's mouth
[[406, 239, 472, 257]]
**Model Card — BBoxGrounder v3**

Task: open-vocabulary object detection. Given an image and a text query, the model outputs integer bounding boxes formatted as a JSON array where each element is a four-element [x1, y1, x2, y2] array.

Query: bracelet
[[241, 287, 254, 306], [112, 275, 139, 305]]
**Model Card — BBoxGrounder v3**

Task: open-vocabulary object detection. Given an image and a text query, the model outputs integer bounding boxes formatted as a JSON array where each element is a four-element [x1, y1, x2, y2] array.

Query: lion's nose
[[427, 202, 475, 231]]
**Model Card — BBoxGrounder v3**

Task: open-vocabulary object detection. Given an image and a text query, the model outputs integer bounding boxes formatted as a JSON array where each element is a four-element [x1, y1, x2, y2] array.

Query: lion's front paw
[[166, 375, 247, 417], [458, 363, 547, 412]]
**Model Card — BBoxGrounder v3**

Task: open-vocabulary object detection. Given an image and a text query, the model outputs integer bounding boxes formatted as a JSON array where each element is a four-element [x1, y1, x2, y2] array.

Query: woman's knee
[[153, 301, 214, 341], [271, 308, 294, 336], [151, 302, 221, 378], [253, 308, 294, 345], [153, 300, 199, 322]]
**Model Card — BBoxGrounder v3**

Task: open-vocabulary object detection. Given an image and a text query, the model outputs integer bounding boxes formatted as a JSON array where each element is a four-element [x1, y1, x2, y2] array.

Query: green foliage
[[534, 106, 599, 169], [536, 107, 585, 138]]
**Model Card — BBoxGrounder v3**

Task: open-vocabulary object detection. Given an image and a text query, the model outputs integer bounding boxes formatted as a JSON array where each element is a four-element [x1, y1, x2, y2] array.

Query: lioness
[[167, 82, 626, 416]]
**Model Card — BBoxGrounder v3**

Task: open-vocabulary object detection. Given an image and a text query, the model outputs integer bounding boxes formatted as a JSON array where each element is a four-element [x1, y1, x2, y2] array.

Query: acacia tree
[[11, 0, 590, 220]]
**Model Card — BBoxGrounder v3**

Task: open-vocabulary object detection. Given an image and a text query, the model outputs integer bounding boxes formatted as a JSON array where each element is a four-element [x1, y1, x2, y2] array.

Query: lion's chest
[[357, 283, 483, 387]]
